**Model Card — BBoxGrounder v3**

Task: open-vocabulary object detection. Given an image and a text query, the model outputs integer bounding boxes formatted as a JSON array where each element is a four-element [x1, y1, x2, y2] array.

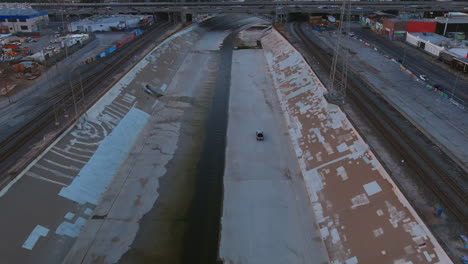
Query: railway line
[[290, 22, 467, 228], [0, 22, 173, 188]]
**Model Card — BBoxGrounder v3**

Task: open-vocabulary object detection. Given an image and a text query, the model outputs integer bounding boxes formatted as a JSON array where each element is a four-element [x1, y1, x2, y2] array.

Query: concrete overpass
[[31, 1, 468, 16]]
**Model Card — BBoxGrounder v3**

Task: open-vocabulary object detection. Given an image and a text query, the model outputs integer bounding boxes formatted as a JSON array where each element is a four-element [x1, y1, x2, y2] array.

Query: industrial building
[[68, 15, 153, 32], [407, 20, 437, 33], [440, 47, 468, 73], [380, 18, 438, 40], [362, 13, 438, 40], [406, 32, 452, 56], [0, 8, 48, 33], [363, 12, 468, 41], [360, 12, 396, 34], [434, 12, 468, 36], [382, 18, 407, 40]]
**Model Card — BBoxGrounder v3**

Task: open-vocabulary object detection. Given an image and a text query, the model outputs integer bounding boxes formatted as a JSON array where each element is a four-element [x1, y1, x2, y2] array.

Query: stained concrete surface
[[0, 23, 200, 264], [261, 29, 452, 264], [0, 15, 271, 264], [65, 35, 222, 264], [219, 47, 329, 263], [283, 23, 467, 261]]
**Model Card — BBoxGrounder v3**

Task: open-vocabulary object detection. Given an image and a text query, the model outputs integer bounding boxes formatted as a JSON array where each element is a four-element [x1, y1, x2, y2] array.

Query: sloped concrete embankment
[[261, 29, 452, 264], [60, 24, 210, 264]]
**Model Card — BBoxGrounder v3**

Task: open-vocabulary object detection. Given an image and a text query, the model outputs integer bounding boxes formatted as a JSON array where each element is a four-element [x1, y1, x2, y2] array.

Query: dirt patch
[[0, 62, 46, 96]]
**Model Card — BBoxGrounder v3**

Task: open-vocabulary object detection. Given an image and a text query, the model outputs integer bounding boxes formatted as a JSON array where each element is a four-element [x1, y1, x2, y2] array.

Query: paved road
[[220, 49, 328, 263], [351, 24, 468, 104]]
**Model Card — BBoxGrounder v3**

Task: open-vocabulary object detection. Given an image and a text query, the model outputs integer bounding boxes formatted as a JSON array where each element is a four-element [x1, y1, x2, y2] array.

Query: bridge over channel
[[31, 1, 468, 20]]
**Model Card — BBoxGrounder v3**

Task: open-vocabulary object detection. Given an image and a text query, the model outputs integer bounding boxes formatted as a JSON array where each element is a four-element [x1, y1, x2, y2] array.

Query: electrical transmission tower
[[326, 0, 351, 105]]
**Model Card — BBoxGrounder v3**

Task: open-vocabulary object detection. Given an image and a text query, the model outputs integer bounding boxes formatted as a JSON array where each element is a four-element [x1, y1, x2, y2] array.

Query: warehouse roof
[[446, 47, 468, 59], [0, 8, 47, 19], [434, 16, 468, 24], [408, 32, 451, 45], [72, 15, 149, 25]]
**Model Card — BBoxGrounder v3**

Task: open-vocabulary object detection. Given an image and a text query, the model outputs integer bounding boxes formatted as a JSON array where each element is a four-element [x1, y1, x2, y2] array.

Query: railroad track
[[290, 22, 467, 227], [0, 22, 173, 184]]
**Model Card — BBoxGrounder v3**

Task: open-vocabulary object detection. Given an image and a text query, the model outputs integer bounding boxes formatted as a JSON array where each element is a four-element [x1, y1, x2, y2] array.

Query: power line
[[326, 0, 351, 105]]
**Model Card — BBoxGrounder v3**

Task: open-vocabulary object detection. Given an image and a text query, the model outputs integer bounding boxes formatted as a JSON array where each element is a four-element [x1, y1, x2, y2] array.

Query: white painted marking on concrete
[[58, 107, 150, 205], [351, 193, 369, 209], [423, 251, 433, 262], [64, 212, 75, 220], [0, 117, 80, 197], [51, 148, 89, 161], [386, 201, 406, 228], [84, 208, 93, 216], [337, 143, 349, 153], [49, 150, 87, 164], [304, 168, 324, 202], [151, 100, 159, 111], [336, 166, 348, 181], [108, 101, 129, 113], [285, 86, 312, 100], [34, 164, 74, 179], [55, 217, 87, 238], [312, 203, 326, 223], [112, 100, 131, 111], [363, 181, 382, 196], [345, 256, 358, 264], [320, 227, 329, 239], [43, 159, 80, 171], [122, 93, 136, 104], [296, 101, 313, 114], [102, 109, 122, 120], [373, 228, 384, 237], [107, 104, 127, 116], [68, 138, 101, 147], [311, 128, 325, 143], [65, 145, 95, 153], [22, 225, 49, 250], [403, 221, 426, 237], [330, 228, 340, 244], [26, 172, 68, 187]]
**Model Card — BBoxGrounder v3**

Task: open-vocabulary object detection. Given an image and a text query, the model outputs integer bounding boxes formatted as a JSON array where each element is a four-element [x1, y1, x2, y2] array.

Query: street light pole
[[402, 46, 407, 65], [443, 17, 448, 37], [450, 71, 460, 99]]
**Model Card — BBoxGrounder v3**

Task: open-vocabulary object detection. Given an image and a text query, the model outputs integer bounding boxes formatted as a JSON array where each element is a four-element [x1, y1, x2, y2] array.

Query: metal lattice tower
[[326, 0, 351, 105]]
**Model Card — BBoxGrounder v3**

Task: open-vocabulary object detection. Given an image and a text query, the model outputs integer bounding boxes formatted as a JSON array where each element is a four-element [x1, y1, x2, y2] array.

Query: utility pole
[[450, 71, 460, 99], [61, 10, 78, 120], [326, 0, 351, 105], [443, 17, 449, 37]]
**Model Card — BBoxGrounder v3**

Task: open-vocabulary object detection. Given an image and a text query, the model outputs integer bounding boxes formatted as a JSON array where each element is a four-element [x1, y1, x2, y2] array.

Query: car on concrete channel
[[256, 131, 264, 141]]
